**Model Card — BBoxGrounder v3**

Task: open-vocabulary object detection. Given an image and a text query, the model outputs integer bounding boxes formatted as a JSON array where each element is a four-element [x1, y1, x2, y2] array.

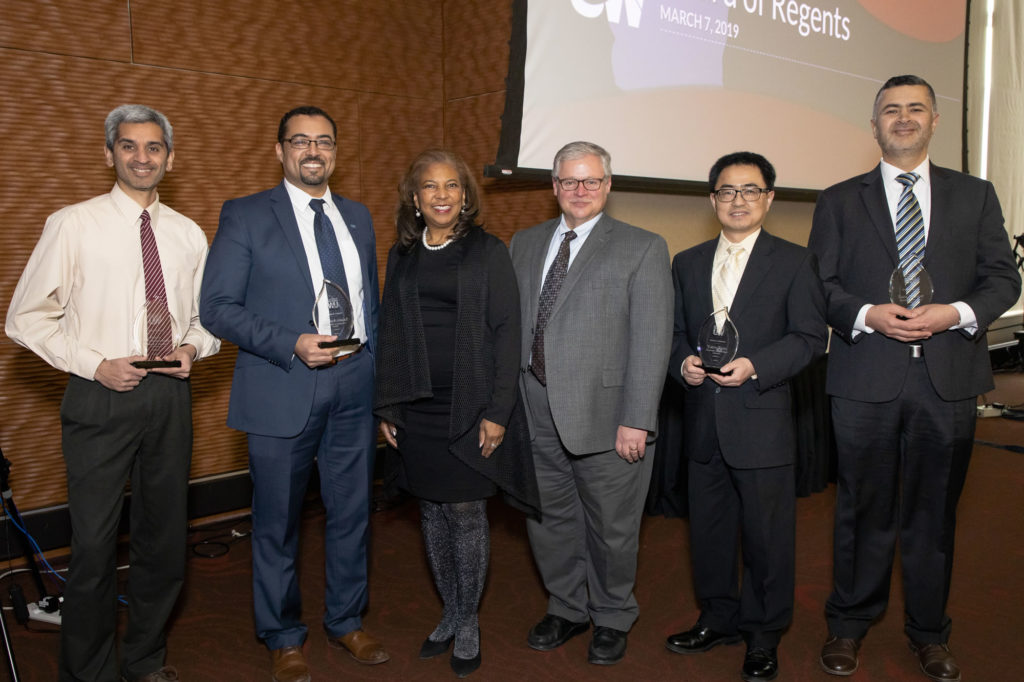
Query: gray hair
[[104, 104, 174, 151], [552, 141, 612, 178]]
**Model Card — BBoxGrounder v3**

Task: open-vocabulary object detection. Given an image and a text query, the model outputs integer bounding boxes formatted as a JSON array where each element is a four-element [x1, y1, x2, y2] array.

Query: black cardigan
[[374, 227, 539, 516]]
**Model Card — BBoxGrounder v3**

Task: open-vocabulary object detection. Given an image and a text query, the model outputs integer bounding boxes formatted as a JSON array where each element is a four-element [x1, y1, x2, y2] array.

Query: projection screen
[[491, 0, 968, 192]]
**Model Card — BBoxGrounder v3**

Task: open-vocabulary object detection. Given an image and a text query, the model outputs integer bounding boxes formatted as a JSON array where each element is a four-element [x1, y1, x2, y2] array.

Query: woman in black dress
[[375, 150, 539, 678]]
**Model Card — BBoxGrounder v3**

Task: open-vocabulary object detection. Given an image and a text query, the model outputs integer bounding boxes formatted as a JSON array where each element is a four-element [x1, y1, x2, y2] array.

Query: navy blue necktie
[[310, 198, 351, 334]]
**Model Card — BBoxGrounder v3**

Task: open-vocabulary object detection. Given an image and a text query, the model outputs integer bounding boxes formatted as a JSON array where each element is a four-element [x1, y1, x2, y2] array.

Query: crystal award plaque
[[313, 279, 359, 349], [889, 256, 933, 309], [130, 301, 182, 368], [697, 307, 739, 375]]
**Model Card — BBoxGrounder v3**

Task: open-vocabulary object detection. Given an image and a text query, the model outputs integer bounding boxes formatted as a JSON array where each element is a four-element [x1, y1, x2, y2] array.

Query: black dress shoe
[[666, 623, 743, 654], [527, 614, 589, 651], [418, 635, 453, 659], [742, 647, 778, 681], [450, 651, 481, 678], [587, 626, 628, 665]]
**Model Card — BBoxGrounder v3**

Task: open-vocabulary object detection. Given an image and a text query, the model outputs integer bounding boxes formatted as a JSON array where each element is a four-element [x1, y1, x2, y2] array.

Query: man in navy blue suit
[[200, 106, 386, 682]]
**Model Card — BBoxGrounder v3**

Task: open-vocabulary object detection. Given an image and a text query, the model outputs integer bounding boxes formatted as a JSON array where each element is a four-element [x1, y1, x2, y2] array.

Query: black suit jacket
[[808, 164, 1020, 402], [670, 231, 827, 469]]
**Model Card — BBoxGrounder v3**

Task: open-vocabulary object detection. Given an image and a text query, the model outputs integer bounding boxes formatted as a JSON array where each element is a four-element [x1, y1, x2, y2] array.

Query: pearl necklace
[[422, 229, 454, 251]]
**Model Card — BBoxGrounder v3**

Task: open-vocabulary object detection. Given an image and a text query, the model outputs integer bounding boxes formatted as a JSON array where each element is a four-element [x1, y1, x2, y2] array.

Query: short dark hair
[[277, 106, 337, 142], [873, 75, 937, 118], [395, 149, 483, 251], [708, 151, 776, 192]]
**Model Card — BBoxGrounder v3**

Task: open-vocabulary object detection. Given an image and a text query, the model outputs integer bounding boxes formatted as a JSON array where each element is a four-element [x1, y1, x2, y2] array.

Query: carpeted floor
[[3, 372, 1022, 681]]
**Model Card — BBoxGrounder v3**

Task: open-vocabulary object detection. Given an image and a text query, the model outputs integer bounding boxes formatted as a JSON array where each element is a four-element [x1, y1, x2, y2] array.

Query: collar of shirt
[[282, 178, 337, 218], [879, 156, 932, 237], [110, 182, 161, 227], [542, 212, 603, 274], [713, 227, 760, 271]]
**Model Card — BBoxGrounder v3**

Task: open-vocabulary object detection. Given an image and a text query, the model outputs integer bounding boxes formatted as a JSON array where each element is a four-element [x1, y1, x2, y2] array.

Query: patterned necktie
[[310, 198, 351, 334], [139, 209, 173, 358], [895, 172, 926, 308], [711, 245, 744, 330], [530, 230, 577, 385]]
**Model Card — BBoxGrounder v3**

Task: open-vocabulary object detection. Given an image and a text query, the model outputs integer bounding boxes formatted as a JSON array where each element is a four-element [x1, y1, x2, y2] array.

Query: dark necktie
[[895, 172, 926, 308], [139, 209, 173, 358], [531, 230, 577, 385], [310, 198, 351, 334]]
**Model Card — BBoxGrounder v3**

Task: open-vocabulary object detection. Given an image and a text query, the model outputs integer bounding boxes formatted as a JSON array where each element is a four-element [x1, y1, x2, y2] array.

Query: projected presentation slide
[[515, 0, 966, 190]]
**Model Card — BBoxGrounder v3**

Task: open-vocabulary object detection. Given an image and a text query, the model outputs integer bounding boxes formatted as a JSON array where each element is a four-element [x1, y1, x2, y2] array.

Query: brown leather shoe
[[271, 646, 311, 682], [328, 629, 391, 665], [129, 667, 179, 682], [908, 641, 961, 682], [820, 635, 860, 676]]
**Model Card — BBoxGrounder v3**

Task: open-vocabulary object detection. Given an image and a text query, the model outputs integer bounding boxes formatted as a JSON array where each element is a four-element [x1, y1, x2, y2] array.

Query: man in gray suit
[[510, 141, 673, 665]]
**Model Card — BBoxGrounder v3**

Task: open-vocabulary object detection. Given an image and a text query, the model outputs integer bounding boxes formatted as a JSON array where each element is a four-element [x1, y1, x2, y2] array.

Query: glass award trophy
[[697, 307, 739, 375], [130, 301, 182, 368], [313, 279, 360, 350], [889, 256, 933, 309]]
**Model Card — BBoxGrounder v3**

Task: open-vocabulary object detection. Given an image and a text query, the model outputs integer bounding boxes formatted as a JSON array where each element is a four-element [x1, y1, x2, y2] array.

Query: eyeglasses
[[284, 136, 336, 151], [556, 176, 606, 191], [714, 187, 770, 202]]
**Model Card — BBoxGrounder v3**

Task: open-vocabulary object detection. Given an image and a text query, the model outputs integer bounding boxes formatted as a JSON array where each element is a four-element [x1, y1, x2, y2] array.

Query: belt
[[908, 343, 923, 358]]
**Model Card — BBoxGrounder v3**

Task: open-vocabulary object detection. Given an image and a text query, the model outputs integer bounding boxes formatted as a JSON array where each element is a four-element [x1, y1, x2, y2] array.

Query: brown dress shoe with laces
[[908, 641, 961, 682], [820, 635, 860, 676], [328, 629, 391, 665], [128, 667, 179, 682], [271, 646, 311, 682]]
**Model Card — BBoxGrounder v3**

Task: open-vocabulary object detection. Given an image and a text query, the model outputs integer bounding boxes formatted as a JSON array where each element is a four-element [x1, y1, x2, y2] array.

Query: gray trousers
[[523, 373, 654, 632]]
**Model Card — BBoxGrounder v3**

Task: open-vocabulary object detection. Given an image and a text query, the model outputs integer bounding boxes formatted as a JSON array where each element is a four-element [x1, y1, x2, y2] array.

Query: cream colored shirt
[[5, 183, 220, 380]]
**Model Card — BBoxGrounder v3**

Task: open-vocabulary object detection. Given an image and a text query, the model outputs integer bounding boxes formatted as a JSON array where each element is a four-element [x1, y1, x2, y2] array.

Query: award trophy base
[[318, 338, 361, 350], [701, 365, 733, 376], [131, 360, 182, 369]]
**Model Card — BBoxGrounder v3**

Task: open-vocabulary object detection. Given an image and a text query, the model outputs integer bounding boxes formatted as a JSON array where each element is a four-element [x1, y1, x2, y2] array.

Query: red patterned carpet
[[4, 373, 1022, 681]]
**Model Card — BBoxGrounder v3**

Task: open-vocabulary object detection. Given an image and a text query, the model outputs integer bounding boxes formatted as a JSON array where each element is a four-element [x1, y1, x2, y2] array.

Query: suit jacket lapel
[[923, 163, 951, 268], [524, 219, 559, 326], [694, 241, 716, 317], [547, 214, 610, 321], [730, 231, 775, 318], [270, 182, 316, 297], [860, 165, 900, 267]]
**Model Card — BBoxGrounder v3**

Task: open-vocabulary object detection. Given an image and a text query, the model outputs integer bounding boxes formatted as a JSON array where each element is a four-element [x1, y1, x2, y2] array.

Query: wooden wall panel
[[0, 0, 130, 61], [357, 93, 444, 278], [443, 0, 513, 100], [131, 0, 443, 101]]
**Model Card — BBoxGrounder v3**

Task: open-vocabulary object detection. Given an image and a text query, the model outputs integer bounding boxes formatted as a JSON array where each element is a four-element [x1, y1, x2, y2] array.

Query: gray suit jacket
[[510, 214, 673, 455]]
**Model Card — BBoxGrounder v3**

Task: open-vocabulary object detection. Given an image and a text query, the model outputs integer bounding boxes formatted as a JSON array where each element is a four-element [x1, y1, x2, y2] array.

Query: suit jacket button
[[715, 387, 721, 394]]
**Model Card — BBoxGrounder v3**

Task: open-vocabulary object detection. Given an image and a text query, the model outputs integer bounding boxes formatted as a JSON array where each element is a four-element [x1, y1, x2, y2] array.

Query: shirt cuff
[[852, 304, 874, 338], [950, 301, 977, 334]]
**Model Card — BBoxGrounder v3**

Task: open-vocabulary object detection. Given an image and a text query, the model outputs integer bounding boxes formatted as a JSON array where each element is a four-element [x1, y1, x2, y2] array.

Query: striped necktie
[[140, 209, 173, 358], [895, 172, 925, 308]]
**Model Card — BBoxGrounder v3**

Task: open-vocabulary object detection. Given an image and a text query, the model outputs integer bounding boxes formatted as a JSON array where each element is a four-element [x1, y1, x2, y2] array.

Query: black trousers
[[825, 357, 975, 644], [59, 374, 192, 682], [688, 447, 795, 649]]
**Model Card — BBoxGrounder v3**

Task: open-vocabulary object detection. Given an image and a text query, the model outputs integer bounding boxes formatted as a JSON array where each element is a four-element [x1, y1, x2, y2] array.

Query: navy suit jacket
[[808, 164, 1020, 402], [669, 231, 827, 469], [200, 182, 379, 437]]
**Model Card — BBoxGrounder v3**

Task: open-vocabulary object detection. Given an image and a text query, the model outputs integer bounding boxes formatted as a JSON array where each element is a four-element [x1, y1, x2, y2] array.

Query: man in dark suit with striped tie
[[808, 75, 1020, 682]]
